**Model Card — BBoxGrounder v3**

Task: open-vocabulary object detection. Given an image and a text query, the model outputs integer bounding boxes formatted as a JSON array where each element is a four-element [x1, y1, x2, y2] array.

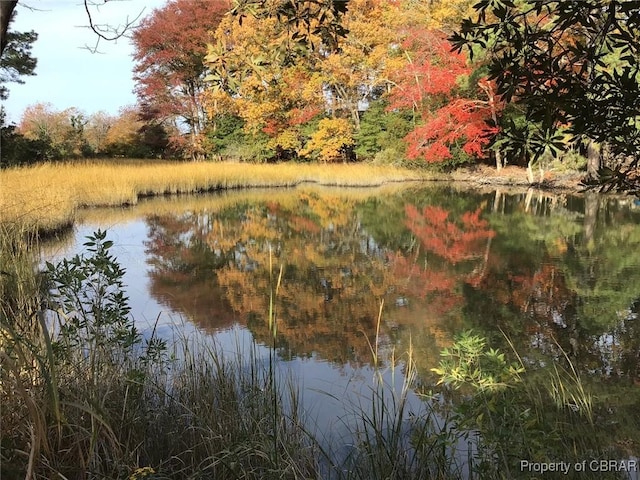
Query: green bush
[[355, 101, 413, 160]]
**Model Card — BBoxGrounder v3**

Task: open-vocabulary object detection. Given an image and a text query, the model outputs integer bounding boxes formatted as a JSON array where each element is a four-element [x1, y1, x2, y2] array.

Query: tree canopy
[[0, 11, 37, 100], [132, 0, 230, 160], [450, 0, 640, 192]]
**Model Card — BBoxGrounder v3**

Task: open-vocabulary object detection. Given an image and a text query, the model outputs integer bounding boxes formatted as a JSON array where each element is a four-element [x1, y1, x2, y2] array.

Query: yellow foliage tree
[[301, 118, 354, 162]]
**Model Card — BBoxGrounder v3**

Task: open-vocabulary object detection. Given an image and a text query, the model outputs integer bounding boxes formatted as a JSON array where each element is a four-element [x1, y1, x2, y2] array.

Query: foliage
[[387, 29, 499, 165], [103, 106, 171, 158], [132, 0, 230, 160], [84, 111, 114, 156], [314, 0, 401, 130], [451, 0, 640, 192], [204, 113, 246, 157], [301, 117, 354, 162], [45, 230, 152, 363], [229, 0, 349, 53], [205, 12, 326, 160], [0, 10, 37, 100], [0, 107, 45, 167], [355, 100, 413, 160], [17, 102, 91, 160], [432, 330, 524, 392]]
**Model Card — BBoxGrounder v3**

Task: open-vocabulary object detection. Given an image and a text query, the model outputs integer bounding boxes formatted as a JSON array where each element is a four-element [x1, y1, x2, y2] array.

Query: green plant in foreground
[[432, 330, 525, 393], [45, 229, 165, 366], [430, 330, 616, 479]]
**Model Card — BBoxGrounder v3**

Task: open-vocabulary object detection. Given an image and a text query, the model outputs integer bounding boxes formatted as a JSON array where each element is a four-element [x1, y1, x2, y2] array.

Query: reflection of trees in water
[[138, 187, 640, 458], [145, 213, 238, 331], [143, 190, 481, 367], [142, 187, 640, 387], [465, 189, 640, 388]]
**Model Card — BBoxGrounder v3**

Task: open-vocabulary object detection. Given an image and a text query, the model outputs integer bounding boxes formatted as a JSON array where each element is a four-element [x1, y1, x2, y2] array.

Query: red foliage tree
[[405, 97, 499, 162], [387, 29, 469, 111], [132, 0, 229, 160], [387, 28, 501, 163], [404, 204, 495, 264]]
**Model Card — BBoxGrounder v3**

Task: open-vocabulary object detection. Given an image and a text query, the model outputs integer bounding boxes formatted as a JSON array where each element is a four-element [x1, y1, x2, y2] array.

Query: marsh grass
[[0, 160, 428, 232]]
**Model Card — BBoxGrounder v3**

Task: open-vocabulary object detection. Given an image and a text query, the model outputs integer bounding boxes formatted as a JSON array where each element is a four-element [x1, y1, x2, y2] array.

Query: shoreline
[[0, 161, 593, 235]]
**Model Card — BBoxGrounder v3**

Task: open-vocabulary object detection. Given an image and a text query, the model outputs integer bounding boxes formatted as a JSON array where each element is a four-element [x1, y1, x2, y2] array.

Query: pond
[[43, 183, 640, 478]]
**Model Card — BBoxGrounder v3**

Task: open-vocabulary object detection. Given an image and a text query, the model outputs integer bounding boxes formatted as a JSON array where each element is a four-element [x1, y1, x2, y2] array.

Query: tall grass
[[0, 225, 463, 479], [1, 227, 318, 479], [0, 160, 428, 232]]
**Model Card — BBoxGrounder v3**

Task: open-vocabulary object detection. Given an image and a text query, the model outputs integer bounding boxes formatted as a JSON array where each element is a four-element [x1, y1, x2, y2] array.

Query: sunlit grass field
[[0, 159, 428, 232]]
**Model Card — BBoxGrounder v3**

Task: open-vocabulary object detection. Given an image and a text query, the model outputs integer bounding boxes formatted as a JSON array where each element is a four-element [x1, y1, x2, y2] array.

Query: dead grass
[[0, 160, 428, 232]]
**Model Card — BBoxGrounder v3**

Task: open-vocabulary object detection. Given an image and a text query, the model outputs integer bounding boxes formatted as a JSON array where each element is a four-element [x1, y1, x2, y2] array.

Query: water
[[41, 184, 640, 476]]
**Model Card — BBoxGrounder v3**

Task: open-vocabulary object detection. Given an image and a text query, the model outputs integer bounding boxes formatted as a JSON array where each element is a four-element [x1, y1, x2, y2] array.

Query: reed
[[0, 160, 429, 233]]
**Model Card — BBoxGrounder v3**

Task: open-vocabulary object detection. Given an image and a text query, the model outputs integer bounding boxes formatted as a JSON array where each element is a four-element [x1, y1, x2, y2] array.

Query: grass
[[0, 159, 429, 233]]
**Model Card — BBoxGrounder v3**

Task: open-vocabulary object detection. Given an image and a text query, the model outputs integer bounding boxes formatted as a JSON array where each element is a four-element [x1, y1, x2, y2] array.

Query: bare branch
[[81, 0, 146, 53]]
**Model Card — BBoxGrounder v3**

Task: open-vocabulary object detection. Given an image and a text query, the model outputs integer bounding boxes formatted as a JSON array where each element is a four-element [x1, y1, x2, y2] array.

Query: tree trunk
[[526, 160, 535, 184], [495, 149, 503, 171], [0, 1, 18, 56], [586, 140, 601, 179]]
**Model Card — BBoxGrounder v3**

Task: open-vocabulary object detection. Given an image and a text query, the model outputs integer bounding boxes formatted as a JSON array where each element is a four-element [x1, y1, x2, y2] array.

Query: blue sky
[[2, 0, 167, 123]]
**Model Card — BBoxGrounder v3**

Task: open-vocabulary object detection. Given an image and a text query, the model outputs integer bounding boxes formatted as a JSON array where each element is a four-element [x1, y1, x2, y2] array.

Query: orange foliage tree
[[18, 102, 88, 159]]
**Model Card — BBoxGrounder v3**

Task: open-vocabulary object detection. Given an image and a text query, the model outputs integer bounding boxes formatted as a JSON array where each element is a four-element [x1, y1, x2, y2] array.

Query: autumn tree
[[103, 106, 172, 158], [387, 29, 500, 167], [205, 8, 326, 160], [132, 0, 230, 160], [316, 0, 400, 130], [301, 117, 354, 162], [84, 111, 114, 156], [17, 103, 89, 160]]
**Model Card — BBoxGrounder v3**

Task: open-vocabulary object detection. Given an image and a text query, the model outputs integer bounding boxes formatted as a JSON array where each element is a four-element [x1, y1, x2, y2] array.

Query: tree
[[315, 0, 399, 130], [132, 0, 230, 160], [0, 11, 37, 100], [0, 1, 18, 56], [205, 9, 326, 160], [301, 117, 354, 162], [387, 29, 499, 166], [17, 103, 88, 160], [451, 0, 640, 193], [84, 111, 114, 156], [103, 106, 172, 158]]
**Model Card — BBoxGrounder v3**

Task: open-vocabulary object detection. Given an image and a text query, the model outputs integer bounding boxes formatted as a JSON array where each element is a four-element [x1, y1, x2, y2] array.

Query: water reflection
[[47, 184, 640, 467], [138, 187, 640, 382]]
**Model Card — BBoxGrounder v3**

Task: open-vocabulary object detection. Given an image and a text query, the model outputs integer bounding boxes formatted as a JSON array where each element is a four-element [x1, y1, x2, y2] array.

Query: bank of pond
[[2, 183, 640, 479]]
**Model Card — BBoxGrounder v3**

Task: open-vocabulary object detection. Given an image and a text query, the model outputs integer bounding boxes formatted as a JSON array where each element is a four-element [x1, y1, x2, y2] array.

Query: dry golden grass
[[0, 160, 428, 232], [75, 183, 416, 226]]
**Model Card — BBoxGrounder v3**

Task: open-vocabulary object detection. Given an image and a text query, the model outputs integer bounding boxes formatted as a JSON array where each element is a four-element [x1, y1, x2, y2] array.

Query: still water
[[43, 183, 640, 475]]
